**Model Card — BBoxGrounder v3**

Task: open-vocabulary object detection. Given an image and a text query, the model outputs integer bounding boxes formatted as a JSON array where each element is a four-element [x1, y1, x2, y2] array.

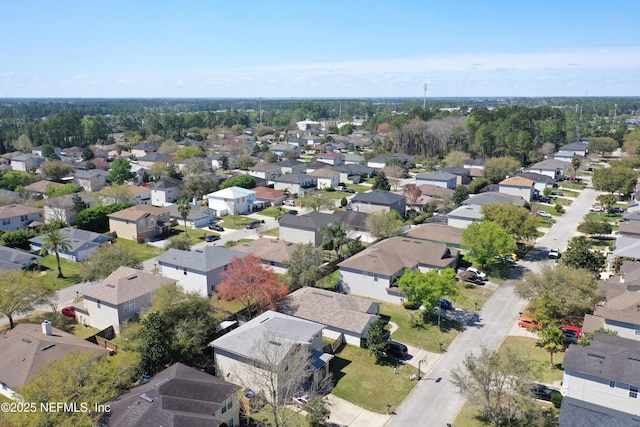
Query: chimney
[[41, 320, 52, 336]]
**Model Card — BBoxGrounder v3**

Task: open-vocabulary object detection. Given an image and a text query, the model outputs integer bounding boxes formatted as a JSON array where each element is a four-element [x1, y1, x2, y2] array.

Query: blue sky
[[2, 1, 640, 98]]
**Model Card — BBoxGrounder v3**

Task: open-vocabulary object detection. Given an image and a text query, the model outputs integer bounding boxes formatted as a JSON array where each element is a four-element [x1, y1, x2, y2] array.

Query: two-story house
[[248, 162, 281, 181], [74, 169, 109, 192], [206, 187, 257, 216], [150, 177, 183, 207], [0, 205, 44, 232], [272, 173, 318, 197], [307, 168, 341, 190], [349, 190, 406, 217], [416, 171, 458, 189], [108, 205, 171, 241], [44, 193, 95, 225], [279, 211, 335, 246], [498, 176, 536, 202]]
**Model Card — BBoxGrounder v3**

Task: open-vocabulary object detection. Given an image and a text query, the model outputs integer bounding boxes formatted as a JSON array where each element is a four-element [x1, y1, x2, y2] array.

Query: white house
[[447, 204, 483, 229], [0, 205, 44, 232], [150, 177, 183, 207], [307, 168, 341, 190], [498, 176, 535, 202], [529, 159, 569, 181], [206, 186, 258, 216], [416, 171, 458, 189]]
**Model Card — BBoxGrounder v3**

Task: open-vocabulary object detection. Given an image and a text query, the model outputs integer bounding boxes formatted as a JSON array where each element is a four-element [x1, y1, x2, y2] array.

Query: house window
[[635, 325, 640, 336], [2, 219, 9, 225], [630, 385, 638, 398], [227, 399, 233, 411], [20, 215, 28, 221], [610, 380, 616, 388], [97, 300, 101, 309], [227, 419, 234, 427], [124, 300, 135, 312], [183, 268, 187, 275]]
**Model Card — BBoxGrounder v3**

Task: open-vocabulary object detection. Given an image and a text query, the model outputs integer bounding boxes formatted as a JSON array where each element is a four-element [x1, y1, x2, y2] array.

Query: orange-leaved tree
[[217, 255, 288, 319]]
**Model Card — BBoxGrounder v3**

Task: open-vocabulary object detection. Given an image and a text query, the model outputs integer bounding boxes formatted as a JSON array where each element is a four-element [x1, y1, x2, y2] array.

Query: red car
[[61, 306, 76, 317], [517, 316, 541, 330], [562, 325, 582, 338]]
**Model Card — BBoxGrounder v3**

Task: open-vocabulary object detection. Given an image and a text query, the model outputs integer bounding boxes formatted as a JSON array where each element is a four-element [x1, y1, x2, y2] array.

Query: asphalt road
[[387, 187, 600, 427]]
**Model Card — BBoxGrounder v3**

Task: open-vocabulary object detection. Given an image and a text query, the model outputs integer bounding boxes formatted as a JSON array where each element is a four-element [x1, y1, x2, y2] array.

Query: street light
[[387, 403, 392, 415], [417, 358, 426, 380], [439, 342, 444, 352]]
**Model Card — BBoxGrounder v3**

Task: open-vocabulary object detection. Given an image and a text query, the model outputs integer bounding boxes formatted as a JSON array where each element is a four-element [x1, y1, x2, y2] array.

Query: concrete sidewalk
[[325, 394, 391, 427]]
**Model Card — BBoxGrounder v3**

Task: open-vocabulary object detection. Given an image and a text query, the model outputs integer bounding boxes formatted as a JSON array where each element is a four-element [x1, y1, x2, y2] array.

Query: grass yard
[[321, 190, 351, 200], [315, 270, 340, 290], [257, 207, 281, 218], [247, 407, 307, 427], [559, 181, 587, 191], [224, 239, 254, 248], [535, 205, 562, 217], [218, 215, 256, 230], [330, 344, 417, 413], [550, 196, 572, 206], [114, 238, 164, 260], [346, 183, 370, 192], [211, 295, 246, 314], [450, 281, 494, 312], [499, 336, 565, 383], [39, 255, 82, 288], [171, 225, 221, 243], [262, 227, 280, 237], [585, 212, 623, 222]]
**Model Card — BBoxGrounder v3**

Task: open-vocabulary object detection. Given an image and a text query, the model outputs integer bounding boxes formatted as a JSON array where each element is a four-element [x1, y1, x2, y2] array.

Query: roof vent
[[128, 275, 138, 280], [154, 378, 170, 387], [106, 284, 116, 288], [587, 352, 605, 360], [140, 394, 154, 403], [269, 340, 282, 346], [41, 344, 55, 351], [22, 338, 32, 344]]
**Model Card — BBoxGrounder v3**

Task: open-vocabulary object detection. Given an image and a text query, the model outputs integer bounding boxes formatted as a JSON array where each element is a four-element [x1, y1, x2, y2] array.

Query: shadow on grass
[[329, 355, 352, 383]]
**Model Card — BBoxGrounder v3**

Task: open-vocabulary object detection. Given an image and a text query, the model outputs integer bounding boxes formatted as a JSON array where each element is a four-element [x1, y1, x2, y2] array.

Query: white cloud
[[73, 74, 88, 80]]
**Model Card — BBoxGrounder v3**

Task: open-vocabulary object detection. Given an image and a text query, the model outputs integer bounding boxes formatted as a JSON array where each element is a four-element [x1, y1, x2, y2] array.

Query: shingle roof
[[29, 227, 113, 253], [250, 162, 281, 171], [447, 204, 483, 220], [234, 238, 300, 264], [559, 396, 638, 427], [498, 176, 534, 187], [0, 204, 43, 220], [515, 172, 555, 184], [0, 246, 41, 270], [416, 171, 457, 181], [108, 205, 170, 221], [462, 192, 526, 207], [23, 180, 64, 194], [157, 246, 247, 274], [82, 267, 176, 305], [279, 211, 335, 231], [403, 223, 463, 246], [279, 287, 379, 337], [253, 186, 285, 200], [307, 168, 340, 178], [104, 363, 239, 427], [351, 190, 405, 205], [151, 177, 183, 190], [530, 159, 569, 170], [593, 291, 640, 325]]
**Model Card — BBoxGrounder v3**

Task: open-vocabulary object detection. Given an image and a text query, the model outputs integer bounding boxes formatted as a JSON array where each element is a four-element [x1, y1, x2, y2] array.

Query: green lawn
[[559, 181, 587, 191], [321, 190, 351, 200], [330, 344, 417, 413], [535, 205, 562, 217], [499, 336, 565, 383], [315, 270, 340, 290], [585, 212, 623, 222], [346, 183, 370, 192], [171, 225, 220, 243], [114, 238, 164, 260], [39, 255, 83, 288], [224, 239, 254, 248], [218, 215, 256, 230], [450, 281, 494, 312], [262, 227, 280, 237], [248, 406, 307, 427], [257, 207, 281, 218]]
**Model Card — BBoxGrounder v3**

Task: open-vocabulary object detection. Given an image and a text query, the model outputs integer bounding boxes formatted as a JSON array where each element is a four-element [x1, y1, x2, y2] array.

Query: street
[[387, 188, 600, 426]]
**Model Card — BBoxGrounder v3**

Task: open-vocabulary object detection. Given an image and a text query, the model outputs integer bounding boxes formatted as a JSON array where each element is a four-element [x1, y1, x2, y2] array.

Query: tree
[[1, 228, 36, 250], [562, 236, 606, 275], [483, 156, 521, 183], [588, 137, 619, 156], [139, 311, 172, 374], [371, 172, 391, 191], [539, 326, 565, 369], [282, 149, 300, 161], [0, 171, 38, 191], [0, 270, 56, 329], [366, 319, 389, 365], [468, 177, 491, 194], [45, 182, 80, 198], [98, 185, 134, 205], [71, 193, 88, 216], [76, 203, 133, 233], [12, 133, 33, 152], [382, 164, 405, 191], [283, 243, 325, 291], [217, 255, 288, 318], [451, 185, 469, 207], [174, 145, 206, 161], [40, 228, 72, 278], [365, 210, 404, 240], [397, 268, 459, 309], [108, 158, 136, 184], [273, 206, 286, 222], [461, 222, 517, 268], [149, 161, 174, 179], [158, 139, 178, 154], [515, 264, 603, 325], [482, 203, 538, 241], [444, 150, 470, 167], [165, 235, 192, 251], [236, 154, 257, 170], [321, 221, 349, 259], [10, 350, 139, 427], [577, 219, 612, 237], [297, 192, 334, 212], [597, 194, 618, 212], [403, 184, 422, 208], [40, 161, 75, 182], [79, 243, 142, 281], [221, 174, 256, 189], [451, 345, 537, 427], [592, 166, 637, 196], [305, 397, 331, 427], [219, 154, 230, 170], [182, 175, 220, 201], [176, 198, 192, 236], [571, 156, 581, 177]]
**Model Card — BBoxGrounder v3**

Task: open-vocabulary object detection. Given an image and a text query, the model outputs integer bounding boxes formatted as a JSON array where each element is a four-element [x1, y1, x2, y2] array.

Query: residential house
[[150, 177, 183, 206], [61, 146, 84, 160], [529, 159, 569, 181], [447, 204, 483, 229], [136, 152, 173, 168], [331, 210, 369, 232], [23, 180, 64, 198], [269, 144, 300, 157], [102, 363, 240, 427], [206, 186, 258, 216], [254, 186, 286, 207], [343, 153, 365, 165], [367, 153, 411, 169], [108, 205, 171, 241], [0, 322, 109, 400], [44, 193, 95, 225], [349, 190, 406, 216], [279, 211, 335, 246], [557, 140, 589, 158], [416, 171, 458, 189], [332, 164, 375, 184], [440, 167, 471, 186], [559, 334, 640, 426], [403, 223, 464, 250], [10, 154, 46, 172], [301, 160, 329, 173], [248, 162, 281, 181], [131, 142, 158, 158], [30, 227, 114, 262], [32, 145, 62, 157], [316, 152, 345, 166], [209, 153, 237, 170], [77, 267, 176, 334], [272, 173, 317, 197], [462, 192, 527, 208], [0, 246, 41, 271], [234, 238, 301, 274], [0, 204, 44, 232], [0, 188, 21, 203], [209, 310, 332, 402], [167, 203, 215, 228], [619, 222, 640, 238], [613, 236, 640, 260], [279, 287, 380, 347], [157, 246, 247, 297], [515, 172, 555, 194], [296, 119, 321, 130], [337, 236, 459, 304], [127, 185, 152, 205], [498, 176, 535, 202], [74, 169, 108, 192], [307, 168, 341, 190], [463, 158, 486, 170], [276, 159, 307, 174]]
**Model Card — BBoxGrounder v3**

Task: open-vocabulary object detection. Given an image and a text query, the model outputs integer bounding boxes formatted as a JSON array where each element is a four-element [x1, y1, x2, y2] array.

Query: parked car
[[283, 199, 296, 206], [334, 185, 346, 192], [550, 191, 564, 196], [496, 253, 517, 265], [563, 330, 580, 344], [286, 210, 298, 215], [548, 248, 560, 259], [293, 394, 310, 405], [344, 188, 356, 193], [245, 220, 264, 229], [537, 210, 552, 218], [530, 384, 561, 401], [562, 325, 582, 339], [538, 196, 552, 203], [461, 270, 485, 285], [438, 298, 453, 310], [387, 340, 408, 359], [589, 206, 603, 212], [466, 267, 487, 281], [61, 306, 76, 317], [608, 207, 624, 214], [205, 234, 221, 242], [208, 224, 224, 232], [517, 316, 542, 330]]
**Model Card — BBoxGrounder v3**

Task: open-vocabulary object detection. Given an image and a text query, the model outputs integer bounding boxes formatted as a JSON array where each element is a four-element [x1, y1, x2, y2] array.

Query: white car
[[466, 267, 487, 281], [548, 248, 560, 259], [537, 210, 552, 218], [293, 394, 310, 405], [589, 206, 603, 212]]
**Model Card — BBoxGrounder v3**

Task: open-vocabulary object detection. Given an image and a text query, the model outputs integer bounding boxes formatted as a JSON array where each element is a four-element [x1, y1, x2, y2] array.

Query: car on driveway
[[518, 316, 542, 330], [286, 210, 298, 215], [550, 191, 564, 196], [387, 340, 408, 359], [438, 298, 453, 310], [608, 207, 624, 214], [245, 220, 265, 229], [530, 384, 561, 401], [548, 248, 560, 259], [461, 270, 485, 285], [61, 306, 76, 317], [537, 210, 552, 218], [466, 267, 487, 281], [205, 234, 221, 242], [590, 206, 603, 212], [562, 325, 582, 343], [538, 196, 552, 203], [293, 394, 310, 405], [208, 224, 224, 232]]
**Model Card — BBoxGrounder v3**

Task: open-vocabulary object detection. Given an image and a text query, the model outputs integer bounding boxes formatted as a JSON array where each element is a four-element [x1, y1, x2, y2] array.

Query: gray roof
[[563, 333, 640, 386], [82, 267, 176, 305], [272, 173, 316, 185], [613, 236, 640, 259], [332, 210, 369, 231], [166, 204, 212, 221], [0, 246, 41, 271], [157, 246, 247, 273], [29, 227, 114, 254], [74, 169, 109, 179], [104, 362, 239, 427], [559, 396, 640, 427], [138, 152, 172, 163], [416, 171, 457, 181], [560, 141, 589, 151], [332, 164, 375, 176], [462, 192, 526, 207], [530, 159, 569, 170], [151, 177, 183, 189], [351, 190, 405, 205], [515, 171, 555, 184], [210, 310, 324, 364], [279, 287, 379, 337], [623, 211, 640, 222], [439, 167, 470, 177], [447, 204, 483, 220], [279, 211, 335, 231]]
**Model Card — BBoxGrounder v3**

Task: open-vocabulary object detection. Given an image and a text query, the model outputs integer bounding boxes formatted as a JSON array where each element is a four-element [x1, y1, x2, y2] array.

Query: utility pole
[[423, 83, 428, 109], [259, 97, 263, 126]]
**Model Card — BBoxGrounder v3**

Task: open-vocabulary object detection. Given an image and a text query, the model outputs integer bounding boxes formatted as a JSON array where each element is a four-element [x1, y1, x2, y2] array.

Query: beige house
[[234, 238, 301, 274], [108, 205, 171, 241], [74, 169, 108, 192], [77, 267, 176, 334], [307, 168, 341, 190]]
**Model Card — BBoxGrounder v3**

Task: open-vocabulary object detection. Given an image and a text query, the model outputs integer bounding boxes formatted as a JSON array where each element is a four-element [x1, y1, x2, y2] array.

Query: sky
[[2, 0, 640, 98]]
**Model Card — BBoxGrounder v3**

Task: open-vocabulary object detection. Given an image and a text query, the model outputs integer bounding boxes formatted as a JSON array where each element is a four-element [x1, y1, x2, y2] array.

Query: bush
[[555, 204, 564, 213], [551, 392, 563, 408], [136, 236, 145, 244], [403, 300, 421, 310]]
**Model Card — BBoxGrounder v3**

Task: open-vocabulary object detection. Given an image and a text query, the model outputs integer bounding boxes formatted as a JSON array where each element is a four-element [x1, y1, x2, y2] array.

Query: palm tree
[[41, 229, 72, 279], [176, 198, 192, 237], [273, 206, 286, 222], [539, 326, 565, 369], [321, 222, 349, 260]]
